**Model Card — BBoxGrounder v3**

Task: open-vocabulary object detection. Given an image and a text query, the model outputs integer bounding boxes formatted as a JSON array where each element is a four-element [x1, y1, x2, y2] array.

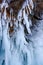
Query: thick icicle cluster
[[0, 0, 34, 65]]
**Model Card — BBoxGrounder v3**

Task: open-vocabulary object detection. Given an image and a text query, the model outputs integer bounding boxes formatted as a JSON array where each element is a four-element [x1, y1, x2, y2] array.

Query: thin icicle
[[28, 0, 34, 9], [23, 9, 31, 34]]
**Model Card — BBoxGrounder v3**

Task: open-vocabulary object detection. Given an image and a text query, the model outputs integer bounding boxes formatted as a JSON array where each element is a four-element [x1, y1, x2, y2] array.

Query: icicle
[[23, 9, 31, 34], [26, 0, 31, 14], [26, 0, 34, 14], [2, 21, 11, 65], [1, 2, 11, 65], [28, 0, 34, 10], [27, 4, 31, 14], [10, 9, 12, 20], [16, 22, 28, 49], [1, 0, 8, 20], [0, 0, 35, 65], [9, 9, 14, 27]]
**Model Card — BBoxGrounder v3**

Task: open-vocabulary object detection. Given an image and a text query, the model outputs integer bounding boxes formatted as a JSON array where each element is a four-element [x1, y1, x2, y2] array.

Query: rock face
[[1, 0, 42, 20], [6, 0, 25, 18], [6, 0, 43, 25], [0, 0, 43, 35], [0, 0, 3, 3], [29, 0, 43, 25], [33, 0, 43, 19], [0, 0, 43, 34]]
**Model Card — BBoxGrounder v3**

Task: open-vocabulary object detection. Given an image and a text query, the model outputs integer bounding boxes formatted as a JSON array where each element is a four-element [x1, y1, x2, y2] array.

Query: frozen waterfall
[[0, 0, 43, 65]]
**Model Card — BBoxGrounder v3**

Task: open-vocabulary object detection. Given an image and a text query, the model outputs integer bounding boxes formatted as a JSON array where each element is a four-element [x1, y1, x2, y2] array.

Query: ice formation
[[0, 0, 43, 65]]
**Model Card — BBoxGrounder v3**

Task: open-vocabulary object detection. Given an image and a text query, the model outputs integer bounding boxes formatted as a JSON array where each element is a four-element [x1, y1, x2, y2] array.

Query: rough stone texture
[[33, 0, 43, 19], [6, 0, 25, 18], [6, 0, 43, 19]]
